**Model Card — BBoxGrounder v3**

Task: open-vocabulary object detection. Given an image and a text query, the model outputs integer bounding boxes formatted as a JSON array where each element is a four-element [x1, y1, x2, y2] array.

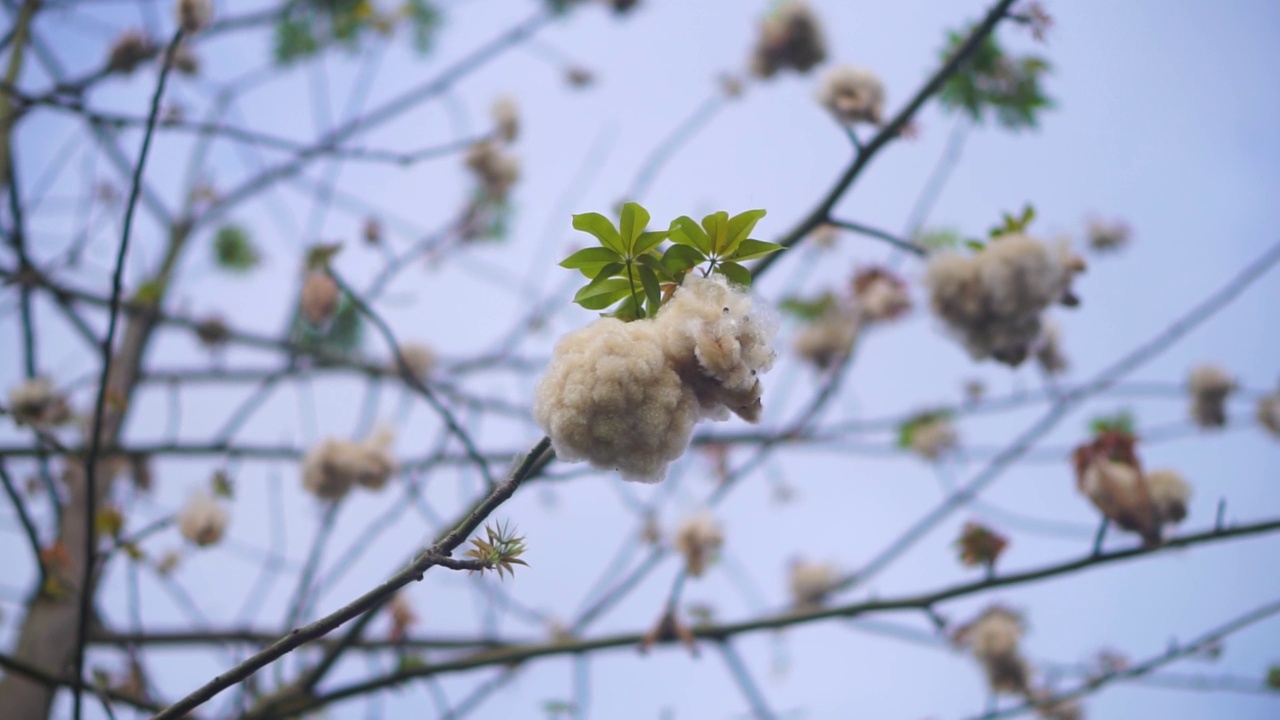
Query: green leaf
[[586, 261, 624, 284], [574, 277, 633, 310], [1267, 665, 1280, 690], [559, 247, 623, 277], [618, 202, 650, 255], [214, 225, 260, 273], [633, 230, 669, 257], [669, 216, 711, 255], [636, 253, 675, 282], [661, 244, 707, 276], [714, 261, 751, 287], [397, 654, 429, 672], [637, 264, 662, 314], [726, 238, 783, 262], [964, 239, 986, 252], [1089, 410, 1136, 436], [701, 211, 731, 255], [724, 209, 767, 257], [778, 293, 836, 321], [274, 17, 318, 66], [610, 293, 642, 321], [918, 228, 962, 250], [405, 0, 442, 54], [572, 212, 624, 254], [133, 280, 165, 306]]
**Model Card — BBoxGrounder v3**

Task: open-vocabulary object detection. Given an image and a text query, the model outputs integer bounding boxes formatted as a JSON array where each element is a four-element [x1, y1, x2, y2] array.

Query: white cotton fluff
[[960, 606, 1030, 695], [465, 141, 521, 200], [394, 343, 436, 381], [750, 0, 827, 79], [1033, 317, 1068, 375], [175, 0, 212, 34], [673, 512, 724, 578], [533, 275, 776, 483], [1145, 468, 1191, 525], [177, 491, 229, 547], [792, 310, 859, 370], [926, 234, 1084, 366], [1187, 364, 1235, 428], [852, 267, 911, 323], [789, 559, 838, 609], [1078, 458, 1155, 541], [816, 65, 885, 125], [301, 429, 398, 500], [8, 377, 71, 426]]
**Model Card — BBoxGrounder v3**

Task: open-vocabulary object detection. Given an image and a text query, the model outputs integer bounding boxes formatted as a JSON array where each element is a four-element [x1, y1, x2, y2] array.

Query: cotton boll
[[816, 65, 885, 125], [393, 342, 436, 381], [792, 309, 859, 370], [302, 439, 368, 500], [1078, 458, 1160, 546], [957, 606, 1030, 695], [750, 0, 827, 79], [465, 141, 521, 200], [7, 377, 72, 427], [673, 512, 724, 578], [655, 274, 777, 422], [1086, 217, 1130, 253], [107, 31, 154, 74], [175, 0, 212, 34], [925, 236, 1084, 366], [978, 235, 1079, 318], [789, 559, 838, 609], [852, 267, 910, 323], [1187, 364, 1235, 428], [1145, 469, 1190, 525], [177, 491, 229, 547], [356, 427, 398, 491], [534, 276, 777, 483], [300, 271, 339, 325], [534, 318, 699, 483], [1034, 318, 1068, 375]]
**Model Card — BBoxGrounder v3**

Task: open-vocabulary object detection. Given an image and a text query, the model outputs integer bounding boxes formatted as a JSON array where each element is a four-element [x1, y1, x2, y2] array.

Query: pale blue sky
[[3, 1, 1280, 719]]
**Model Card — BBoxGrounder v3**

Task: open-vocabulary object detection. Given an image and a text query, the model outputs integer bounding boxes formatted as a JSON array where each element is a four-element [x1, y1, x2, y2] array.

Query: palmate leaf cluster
[[916, 203, 1038, 254], [559, 202, 782, 320], [1089, 409, 1137, 437], [938, 25, 1053, 131], [464, 520, 529, 580], [274, 0, 442, 66]]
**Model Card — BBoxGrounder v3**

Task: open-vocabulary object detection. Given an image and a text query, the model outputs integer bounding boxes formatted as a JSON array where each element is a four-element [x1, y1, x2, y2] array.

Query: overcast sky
[[4, 1, 1280, 719]]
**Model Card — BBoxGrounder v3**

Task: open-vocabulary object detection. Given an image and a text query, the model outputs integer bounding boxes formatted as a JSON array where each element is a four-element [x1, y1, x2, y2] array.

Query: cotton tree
[[1, 1, 1279, 719]]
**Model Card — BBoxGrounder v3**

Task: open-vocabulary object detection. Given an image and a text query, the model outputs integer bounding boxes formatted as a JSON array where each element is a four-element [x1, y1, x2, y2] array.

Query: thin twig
[[73, 28, 184, 720]]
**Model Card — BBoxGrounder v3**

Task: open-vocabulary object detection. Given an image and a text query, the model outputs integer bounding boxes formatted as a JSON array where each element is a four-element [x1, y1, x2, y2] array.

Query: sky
[[3, 0, 1280, 719]]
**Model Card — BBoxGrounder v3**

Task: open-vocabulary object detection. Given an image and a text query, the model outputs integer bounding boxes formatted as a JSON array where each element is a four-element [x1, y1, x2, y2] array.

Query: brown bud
[[300, 272, 339, 325]]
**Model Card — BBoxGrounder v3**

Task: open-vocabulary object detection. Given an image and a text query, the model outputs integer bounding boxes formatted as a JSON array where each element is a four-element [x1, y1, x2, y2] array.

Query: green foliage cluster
[[560, 202, 782, 321], [464, 520, 529, 580], [988, 203, 1036, 239], [213, 224, 260, 272], [897, 409, 953, 449], [274, 0, 441, 66], [777, 291, 837, 322], [916, 203, 1038, 254], [1089, 409, 1137, 436], [938, 26, 1053, 130]]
